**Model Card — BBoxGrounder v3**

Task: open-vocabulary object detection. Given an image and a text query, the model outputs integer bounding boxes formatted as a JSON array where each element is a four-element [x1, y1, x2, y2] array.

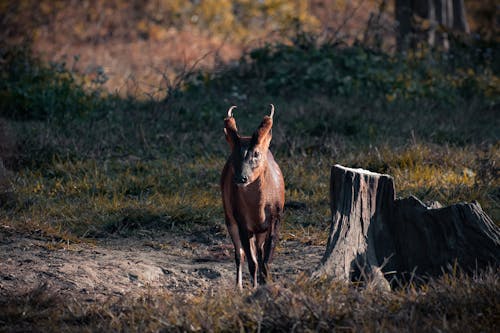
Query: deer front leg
[[235, 247, 245, 290], [249, 235, 259, 288], [240, 232, 258, 289], [226, 220, 244, 290]]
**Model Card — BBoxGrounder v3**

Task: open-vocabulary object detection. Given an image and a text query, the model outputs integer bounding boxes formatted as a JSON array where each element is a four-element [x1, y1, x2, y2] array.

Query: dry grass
[[1, 268, 498, 332]]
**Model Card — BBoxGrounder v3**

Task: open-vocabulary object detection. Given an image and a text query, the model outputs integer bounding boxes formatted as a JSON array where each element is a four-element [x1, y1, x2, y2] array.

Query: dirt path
[[0, 226, 324, 301]]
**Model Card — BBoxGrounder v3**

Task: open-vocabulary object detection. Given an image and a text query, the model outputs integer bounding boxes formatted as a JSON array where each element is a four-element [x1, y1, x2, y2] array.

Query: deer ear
[[224, 117, 239, 149], [252, 115, 272, 148]]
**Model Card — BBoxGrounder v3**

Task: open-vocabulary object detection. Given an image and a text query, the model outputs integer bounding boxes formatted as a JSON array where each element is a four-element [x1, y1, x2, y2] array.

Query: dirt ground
[[0, 225, 324, 302]]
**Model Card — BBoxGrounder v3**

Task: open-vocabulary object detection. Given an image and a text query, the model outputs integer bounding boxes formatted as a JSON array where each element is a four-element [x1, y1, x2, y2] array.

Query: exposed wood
[[314, 164, 500, 287], [313, 165, 395, 289]]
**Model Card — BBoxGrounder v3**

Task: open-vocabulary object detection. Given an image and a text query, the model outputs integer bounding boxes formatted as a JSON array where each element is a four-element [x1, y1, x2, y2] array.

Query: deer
[[221, 104, 285, 290]]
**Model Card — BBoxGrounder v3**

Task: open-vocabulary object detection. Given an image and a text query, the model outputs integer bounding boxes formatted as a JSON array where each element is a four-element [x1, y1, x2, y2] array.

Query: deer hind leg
[[256, 232, 268, 285], [262, 214, 281, 283]]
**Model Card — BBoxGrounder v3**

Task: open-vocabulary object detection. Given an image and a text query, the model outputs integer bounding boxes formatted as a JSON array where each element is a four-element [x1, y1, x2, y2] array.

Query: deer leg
[[241, 232, 258, 289], [262, 235, 273, 283], [256, 232, 268, 285], [249, 235, 259, 289], [236, 248, 245, 290], [226, 221, 244, 290], [263, 214, 281, 283]]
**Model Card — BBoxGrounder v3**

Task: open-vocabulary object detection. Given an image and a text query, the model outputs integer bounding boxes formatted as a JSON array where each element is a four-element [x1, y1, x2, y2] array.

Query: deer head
[[224, 104, 275, 186]]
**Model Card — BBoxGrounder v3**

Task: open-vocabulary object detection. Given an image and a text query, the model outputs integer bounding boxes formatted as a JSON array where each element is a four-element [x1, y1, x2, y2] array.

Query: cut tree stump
[[313, 164, 500, 287]]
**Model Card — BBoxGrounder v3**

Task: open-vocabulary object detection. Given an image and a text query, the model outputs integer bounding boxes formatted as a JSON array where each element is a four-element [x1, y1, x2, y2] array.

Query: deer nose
[[234, 175, 248, 184]]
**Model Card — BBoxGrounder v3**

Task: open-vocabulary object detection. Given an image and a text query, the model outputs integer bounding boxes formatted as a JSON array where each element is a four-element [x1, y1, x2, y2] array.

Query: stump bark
[[314, 164, 500, 286]]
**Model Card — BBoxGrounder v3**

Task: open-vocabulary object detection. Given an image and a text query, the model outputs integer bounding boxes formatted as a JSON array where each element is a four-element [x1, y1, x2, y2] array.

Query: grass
[[3, 99, 498, 242], [1, 269, 498, 332], [0, 36, 499, 331]]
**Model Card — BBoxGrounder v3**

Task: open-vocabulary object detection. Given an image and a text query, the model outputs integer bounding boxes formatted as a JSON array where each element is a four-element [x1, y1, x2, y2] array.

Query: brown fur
[[221, 110, 285, 289]]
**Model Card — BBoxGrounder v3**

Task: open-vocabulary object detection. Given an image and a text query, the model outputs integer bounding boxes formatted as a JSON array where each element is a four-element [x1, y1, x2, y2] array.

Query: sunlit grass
[[7, 158, 224, 235], [4, 140, 498, 245]]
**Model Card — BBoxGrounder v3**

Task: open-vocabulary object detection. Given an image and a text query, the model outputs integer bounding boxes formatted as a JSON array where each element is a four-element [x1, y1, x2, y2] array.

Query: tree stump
[[390, 196, 499, 277], [313, 164, 500, 287]]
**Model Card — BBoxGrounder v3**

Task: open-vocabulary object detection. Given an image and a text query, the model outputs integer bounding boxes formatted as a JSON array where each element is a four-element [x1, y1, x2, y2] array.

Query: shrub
[[201, 37, 499, 107], [0, 44, 107, 121]]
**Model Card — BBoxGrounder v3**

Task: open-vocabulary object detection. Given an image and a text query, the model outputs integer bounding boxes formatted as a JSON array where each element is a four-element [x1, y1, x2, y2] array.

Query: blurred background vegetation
[[0, 0, 498, 238], [2, 0, 497, 97]]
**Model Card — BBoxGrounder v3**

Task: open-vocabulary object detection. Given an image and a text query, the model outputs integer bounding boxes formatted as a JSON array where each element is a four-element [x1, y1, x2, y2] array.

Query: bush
[[202, 38, 499, 106], [0, 45, 107, 121]]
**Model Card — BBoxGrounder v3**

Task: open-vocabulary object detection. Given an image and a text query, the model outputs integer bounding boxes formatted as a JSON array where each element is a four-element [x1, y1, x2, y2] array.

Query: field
[[1, 1, 499, 332]]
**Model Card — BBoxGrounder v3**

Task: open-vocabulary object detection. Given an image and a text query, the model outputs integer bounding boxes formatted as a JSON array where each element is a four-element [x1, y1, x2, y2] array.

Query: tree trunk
[[396, 0, 470, 51], [452, 0, 469, 33], [314, 165, 500, 287], [395, 0, 412, 52]]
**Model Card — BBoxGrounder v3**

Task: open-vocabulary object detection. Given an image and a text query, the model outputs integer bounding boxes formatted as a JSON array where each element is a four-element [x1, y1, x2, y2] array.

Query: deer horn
[[269, 104, 275, 119], [227, 105, 237, 118]]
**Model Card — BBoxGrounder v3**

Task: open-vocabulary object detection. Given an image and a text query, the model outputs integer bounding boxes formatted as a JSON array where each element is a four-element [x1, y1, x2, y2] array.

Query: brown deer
[[221, 104, 285, 290]]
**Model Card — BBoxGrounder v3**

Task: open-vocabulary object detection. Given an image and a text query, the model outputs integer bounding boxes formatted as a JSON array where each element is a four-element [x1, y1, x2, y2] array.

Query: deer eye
[[253, 151, 260, 159]]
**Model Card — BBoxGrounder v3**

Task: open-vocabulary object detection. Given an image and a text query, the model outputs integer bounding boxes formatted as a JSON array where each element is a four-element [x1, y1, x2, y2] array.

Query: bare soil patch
[[0, 225, 323, 302]]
